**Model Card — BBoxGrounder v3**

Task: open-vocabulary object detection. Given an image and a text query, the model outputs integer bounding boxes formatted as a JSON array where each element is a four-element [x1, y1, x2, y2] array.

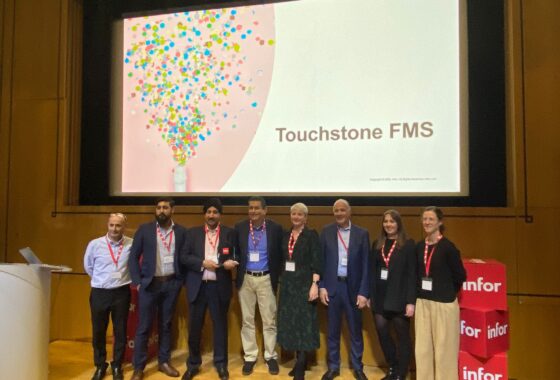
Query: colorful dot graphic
[[124, 7, 275, 166]]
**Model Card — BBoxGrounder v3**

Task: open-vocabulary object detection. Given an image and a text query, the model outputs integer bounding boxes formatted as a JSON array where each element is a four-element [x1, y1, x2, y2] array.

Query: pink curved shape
[[121, 5, 276, 193]]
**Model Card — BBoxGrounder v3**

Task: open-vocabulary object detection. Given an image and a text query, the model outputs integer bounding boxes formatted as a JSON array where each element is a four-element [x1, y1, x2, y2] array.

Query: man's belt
[[245, 270, 270, 277]]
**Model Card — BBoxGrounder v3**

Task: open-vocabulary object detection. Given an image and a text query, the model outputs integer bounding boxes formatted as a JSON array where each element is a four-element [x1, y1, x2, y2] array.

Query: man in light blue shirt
[[84, 213, 132, 380]]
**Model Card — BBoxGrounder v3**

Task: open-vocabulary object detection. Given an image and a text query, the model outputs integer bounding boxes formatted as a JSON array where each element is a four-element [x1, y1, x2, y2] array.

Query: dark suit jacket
[[234, 218, 283, 292], [370, 238, 417, 313], [129, 221, 188, 288], [320, 222, 370, 300], [180, 224, 238, 303]]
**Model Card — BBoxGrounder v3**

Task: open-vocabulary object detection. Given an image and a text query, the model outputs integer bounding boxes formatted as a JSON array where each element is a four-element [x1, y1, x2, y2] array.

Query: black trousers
[[89, 285, 131, 367], [133, 278, 182, 369], [373, 311, 412, 377], [187, 281, 230, 369]]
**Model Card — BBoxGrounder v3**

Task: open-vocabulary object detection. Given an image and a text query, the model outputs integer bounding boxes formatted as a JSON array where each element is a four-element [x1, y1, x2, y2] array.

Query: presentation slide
[[116, 0, 467, 195]]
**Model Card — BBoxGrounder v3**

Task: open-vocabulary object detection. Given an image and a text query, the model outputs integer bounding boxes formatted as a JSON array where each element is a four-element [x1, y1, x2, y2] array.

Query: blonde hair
[[290, 202, 308, 215]]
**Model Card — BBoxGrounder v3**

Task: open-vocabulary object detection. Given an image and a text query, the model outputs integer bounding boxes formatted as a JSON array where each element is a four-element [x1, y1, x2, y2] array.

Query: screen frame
[[80, 0, 506, 207]]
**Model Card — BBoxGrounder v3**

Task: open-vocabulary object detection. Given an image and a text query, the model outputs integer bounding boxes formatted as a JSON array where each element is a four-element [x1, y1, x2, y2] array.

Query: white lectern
[[0, 263, 68, 380]]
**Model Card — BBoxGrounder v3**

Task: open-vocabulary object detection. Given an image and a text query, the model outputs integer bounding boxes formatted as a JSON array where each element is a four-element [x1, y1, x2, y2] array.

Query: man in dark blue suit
[[129, 198, 187, 380], [180, 198, 239, 380], [319, 199, 370, 380]]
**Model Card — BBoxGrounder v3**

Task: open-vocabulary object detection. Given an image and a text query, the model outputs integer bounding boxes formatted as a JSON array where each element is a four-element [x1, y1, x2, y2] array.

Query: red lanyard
[[337, 227, 349, 253], [105, 236, 124, 268], [157, 225, 174, 254], [423, 235, 442, 276], [205, 224, 220, 252], [288, 229, 302, 260], [249, 220, 266, 250], [381, 239, 397, 268]]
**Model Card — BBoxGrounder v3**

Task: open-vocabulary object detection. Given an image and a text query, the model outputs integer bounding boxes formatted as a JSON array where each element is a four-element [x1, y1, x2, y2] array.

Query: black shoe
[[266, 358, 280, 375], [216, 366, 229, 380], [111, 365, 123, 380], [353, 369, 368, 380], [381, 367, 396, 380], [181, 367, 199, 380], [321, 369, 340, 380], [92, 363, 108, 380], [242, 361, 256, 376]]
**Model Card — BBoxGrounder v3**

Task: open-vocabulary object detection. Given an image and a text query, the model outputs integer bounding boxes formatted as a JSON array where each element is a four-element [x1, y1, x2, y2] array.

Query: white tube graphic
[[173, 165, 187, 192]]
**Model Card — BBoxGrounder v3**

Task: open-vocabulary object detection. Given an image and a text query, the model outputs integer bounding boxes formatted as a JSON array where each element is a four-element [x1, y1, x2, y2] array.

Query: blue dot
[[251, 102, 258, 107], [241, 34, 246, 39]]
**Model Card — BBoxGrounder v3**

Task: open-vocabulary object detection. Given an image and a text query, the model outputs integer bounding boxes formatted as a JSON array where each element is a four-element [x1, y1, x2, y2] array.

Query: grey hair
[[333, 199, 351, 210], [290, 202, 309, 215]]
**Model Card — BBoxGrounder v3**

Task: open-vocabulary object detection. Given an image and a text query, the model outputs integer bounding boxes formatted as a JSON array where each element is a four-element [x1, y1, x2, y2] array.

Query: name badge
[[249, 251, 259, 262], [422, 277, 433, 291], [163, 256, 175, 264], [341, 257, 348, 266], [285, 261, 296, 272], [111, 272, 122, 279], [380, 268, 388, 280]]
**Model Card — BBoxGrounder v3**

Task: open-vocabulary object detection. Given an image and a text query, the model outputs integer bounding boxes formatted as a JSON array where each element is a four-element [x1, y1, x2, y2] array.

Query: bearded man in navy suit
[[129, 197, 187, 380]]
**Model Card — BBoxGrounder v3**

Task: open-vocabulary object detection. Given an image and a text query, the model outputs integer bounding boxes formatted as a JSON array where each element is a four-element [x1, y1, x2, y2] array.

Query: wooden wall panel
[[508, 295, 560, 380], [0, 0, 14, 261], [6, 99, 58, 262], [12, 0, 61, 100], [50, 274, 91, 339], [515, 207, 560, 295], [523, 1, 560, 208]]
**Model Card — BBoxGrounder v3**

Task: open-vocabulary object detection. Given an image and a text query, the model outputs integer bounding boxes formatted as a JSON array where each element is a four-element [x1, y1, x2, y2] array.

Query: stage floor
[[48, 340, 394, 379]]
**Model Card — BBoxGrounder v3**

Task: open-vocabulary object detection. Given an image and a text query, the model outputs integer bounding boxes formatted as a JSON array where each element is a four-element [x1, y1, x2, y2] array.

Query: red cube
[[459, 259, 507, 311], [460, 308, 509, 358], [459, 351, 508, 380]]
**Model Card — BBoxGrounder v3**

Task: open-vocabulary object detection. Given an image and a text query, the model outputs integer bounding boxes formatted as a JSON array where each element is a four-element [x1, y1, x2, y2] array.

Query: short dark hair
[[155, 197, 175, 207], [203, 198, 223, 214], [248, 196, 267, 209]]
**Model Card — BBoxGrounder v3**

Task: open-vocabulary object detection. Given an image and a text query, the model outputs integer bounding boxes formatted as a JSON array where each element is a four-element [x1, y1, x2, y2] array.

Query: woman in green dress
[[277, 202, 322, 380]]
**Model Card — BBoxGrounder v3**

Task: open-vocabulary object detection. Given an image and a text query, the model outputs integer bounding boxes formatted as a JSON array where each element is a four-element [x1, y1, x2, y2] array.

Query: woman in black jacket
[[370, 209, 416, 380], [414, 206, 466, 380]]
